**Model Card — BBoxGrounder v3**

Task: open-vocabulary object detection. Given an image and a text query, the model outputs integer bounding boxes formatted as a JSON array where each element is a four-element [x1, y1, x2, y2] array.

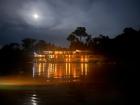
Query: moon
[[32, 13, 39, 20]]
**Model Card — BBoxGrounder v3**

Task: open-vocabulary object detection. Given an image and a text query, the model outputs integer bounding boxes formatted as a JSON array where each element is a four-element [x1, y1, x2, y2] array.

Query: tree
[[35, 40, 47, 52], [86, 35, 92, 45], [67, 27, 89, 50], [67, 33, 78, 42], [73, 27, 88, 42], [22, 38, 36, 51]]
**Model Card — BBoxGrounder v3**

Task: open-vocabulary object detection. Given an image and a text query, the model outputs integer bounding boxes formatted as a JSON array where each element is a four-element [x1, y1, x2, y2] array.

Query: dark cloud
[[0, 0, 140, 46]]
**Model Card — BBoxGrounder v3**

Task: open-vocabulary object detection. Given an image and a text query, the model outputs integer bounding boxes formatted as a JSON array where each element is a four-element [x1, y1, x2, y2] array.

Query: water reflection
[[23, 93, 38, 105], [33, 63, 89, 81], [31, 94, 38, 105]]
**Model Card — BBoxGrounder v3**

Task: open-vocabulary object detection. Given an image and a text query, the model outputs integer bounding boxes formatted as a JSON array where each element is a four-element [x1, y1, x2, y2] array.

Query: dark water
[[0, 62, 135, 105]]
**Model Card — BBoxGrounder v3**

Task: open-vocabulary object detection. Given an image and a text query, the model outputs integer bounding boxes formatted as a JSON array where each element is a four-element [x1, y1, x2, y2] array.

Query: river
[[0, 62, 131, 105]]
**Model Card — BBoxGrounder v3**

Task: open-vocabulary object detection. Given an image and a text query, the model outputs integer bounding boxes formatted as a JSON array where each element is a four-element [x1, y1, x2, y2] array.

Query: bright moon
[[33, 13, 39, 19]]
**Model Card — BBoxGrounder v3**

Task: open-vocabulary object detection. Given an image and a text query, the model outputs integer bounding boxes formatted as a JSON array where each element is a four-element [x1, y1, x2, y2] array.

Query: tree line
[[67, 27, 140, 61], [0, 38, 62, 64], [0, 26, 140, 64]]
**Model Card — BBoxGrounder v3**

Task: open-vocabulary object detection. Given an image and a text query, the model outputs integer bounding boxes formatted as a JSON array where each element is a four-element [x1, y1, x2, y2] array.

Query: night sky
[[0, 0, 140, 46]]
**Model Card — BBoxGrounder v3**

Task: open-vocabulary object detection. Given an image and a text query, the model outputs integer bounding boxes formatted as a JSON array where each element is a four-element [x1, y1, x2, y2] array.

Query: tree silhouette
[[22, 38, 36, 51], [67, 27, 89, 49], [67, 33, 78, 42], [35, 40, 47, 52], [73, 27, 88, 42], [86, 35, 92, 45]]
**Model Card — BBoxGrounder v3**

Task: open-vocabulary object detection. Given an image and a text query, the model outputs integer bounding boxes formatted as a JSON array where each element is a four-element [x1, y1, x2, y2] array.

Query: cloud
[[0, 0, 140, 46]]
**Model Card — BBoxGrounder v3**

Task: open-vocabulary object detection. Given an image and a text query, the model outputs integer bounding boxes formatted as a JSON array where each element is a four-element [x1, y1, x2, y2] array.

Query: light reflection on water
[[23, 93, 38, 105], [31, 94, 38, 105], [0, 62, 124, 105], [33, 63, 89, 81]]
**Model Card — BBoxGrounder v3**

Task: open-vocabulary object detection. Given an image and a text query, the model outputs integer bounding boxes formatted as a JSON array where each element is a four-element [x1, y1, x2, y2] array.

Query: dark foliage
[[0, 38, 61, 74], [0, 27, 140, 74], [67, 27, 140, 62]]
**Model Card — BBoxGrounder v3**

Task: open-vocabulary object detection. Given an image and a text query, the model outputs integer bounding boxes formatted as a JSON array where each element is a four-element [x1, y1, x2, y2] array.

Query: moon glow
[[33, 13, 39, 19]]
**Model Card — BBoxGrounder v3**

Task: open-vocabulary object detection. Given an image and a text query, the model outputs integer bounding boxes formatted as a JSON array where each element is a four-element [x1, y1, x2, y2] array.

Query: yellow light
[[81, 63, 84, 75], [38, 63, 41, 76], [81, 56, 84, 62], [85, 63, 88, 75]]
